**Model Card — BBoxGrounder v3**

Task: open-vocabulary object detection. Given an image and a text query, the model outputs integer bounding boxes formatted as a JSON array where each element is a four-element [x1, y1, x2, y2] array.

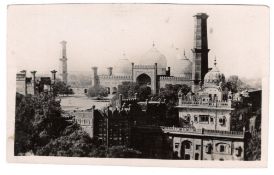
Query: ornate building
[[169, 59, 245, 160], [91, 13, 210, 95]]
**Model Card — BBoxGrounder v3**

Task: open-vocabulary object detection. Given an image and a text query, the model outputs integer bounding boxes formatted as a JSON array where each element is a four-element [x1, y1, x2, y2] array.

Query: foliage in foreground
[[15, 93, 141, 158]]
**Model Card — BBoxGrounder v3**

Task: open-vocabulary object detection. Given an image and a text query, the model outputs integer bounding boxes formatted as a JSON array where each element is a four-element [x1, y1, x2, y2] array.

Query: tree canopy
[[52, 80, 74, 96], [87, 85, 108, 98]]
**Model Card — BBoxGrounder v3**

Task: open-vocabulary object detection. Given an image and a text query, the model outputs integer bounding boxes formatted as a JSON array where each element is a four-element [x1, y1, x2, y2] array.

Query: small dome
[[138, 44, 167, 68], [204, 58, 225, 86], [113, 53, 132, 76], [172, 49, 192, 77]]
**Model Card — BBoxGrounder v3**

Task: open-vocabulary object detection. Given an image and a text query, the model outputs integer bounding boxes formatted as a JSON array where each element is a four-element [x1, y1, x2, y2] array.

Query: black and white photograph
[[6, 3, 269, 167]]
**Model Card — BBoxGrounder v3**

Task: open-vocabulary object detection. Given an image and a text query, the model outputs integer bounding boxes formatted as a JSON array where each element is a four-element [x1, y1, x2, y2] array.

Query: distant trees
[[223, 75, 251, 93], [158, 84, 191, 105], [87, 85, 108, 98], [116, 81, 151, 101], [52, 81, 74, 96]]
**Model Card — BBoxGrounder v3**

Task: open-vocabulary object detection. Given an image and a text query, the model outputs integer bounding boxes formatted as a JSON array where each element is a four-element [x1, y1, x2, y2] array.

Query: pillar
[[107, 67, 113, 76], [30, 70, 37, 95], [91, 66, 99, 87], [51, 70, 57, 83]]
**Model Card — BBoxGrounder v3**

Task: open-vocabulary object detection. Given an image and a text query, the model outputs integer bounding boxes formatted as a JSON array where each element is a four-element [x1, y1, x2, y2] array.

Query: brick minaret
[[59, 40, 68, 84], [192, 13, 210, 92]]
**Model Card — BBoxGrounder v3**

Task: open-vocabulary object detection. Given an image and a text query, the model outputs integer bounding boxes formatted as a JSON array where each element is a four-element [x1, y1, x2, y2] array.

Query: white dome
[[113, 54, 132, 76], [172, 49, 192, 77], [138, 44, 167, 68], [204, 59, 225, 86]]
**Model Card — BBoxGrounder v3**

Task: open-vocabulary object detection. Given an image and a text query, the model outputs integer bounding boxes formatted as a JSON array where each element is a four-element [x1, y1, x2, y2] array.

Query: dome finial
[[152, 41, 155, 47], [184, 49, 186, 56], [214, 56, 217, 66]]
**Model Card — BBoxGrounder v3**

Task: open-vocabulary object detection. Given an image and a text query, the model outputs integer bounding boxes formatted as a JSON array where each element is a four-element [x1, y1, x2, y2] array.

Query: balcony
[[177, 100, 233, 109], [161, 126, 244, 139]]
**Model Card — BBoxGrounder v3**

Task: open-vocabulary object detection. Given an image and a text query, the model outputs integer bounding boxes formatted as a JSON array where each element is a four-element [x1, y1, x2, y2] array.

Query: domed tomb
[[113, 53, 132, 76]]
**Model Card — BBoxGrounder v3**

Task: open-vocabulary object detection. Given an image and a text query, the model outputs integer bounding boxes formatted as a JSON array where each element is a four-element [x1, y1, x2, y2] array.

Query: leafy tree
[[245, 132, 261, 160], [87, 85, 108, 97], [223, 75, 250, 93], [158, 84, 191, 105], [36, 129, 97, 157], [52, 80, 74, 96]]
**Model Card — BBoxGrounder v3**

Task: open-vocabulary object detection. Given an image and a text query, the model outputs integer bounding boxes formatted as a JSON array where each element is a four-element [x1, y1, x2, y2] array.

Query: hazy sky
[[7, 4, 269, 79]]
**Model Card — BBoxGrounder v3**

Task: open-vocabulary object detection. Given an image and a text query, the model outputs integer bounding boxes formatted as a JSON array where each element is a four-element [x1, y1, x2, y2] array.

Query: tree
[[158, 84, 191, 105], [52, 80, 74, 96], [223, 75, 250, 93], [87, 85, 108, 97]]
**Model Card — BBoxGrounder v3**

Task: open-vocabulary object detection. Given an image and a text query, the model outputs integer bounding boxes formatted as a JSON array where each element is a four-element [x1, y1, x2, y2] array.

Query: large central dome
[[138, 44, 167, 68]]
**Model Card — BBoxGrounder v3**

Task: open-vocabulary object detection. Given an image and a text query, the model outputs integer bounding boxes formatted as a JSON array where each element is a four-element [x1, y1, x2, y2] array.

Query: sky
[[7, 4, 269, 79]]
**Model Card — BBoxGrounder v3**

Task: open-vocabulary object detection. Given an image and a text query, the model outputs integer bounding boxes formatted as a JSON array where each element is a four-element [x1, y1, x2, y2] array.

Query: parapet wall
[[99, 75, 132, 80]]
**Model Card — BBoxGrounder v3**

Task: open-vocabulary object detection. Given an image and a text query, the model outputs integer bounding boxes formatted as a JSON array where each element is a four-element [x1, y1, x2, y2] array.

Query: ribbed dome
[[113, 53, 132, 76], [204, 59, 225, 86], [138, 44, 167, 68], [172, 49, 192, 77]]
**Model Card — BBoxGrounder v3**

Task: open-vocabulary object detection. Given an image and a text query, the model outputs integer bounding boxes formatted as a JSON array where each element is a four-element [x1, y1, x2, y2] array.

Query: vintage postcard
[[7, 4, 269, 167]]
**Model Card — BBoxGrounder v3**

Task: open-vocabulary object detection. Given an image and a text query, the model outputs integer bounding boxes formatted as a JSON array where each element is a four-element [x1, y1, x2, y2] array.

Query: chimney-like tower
[[107, 67, 113, 76], [59, 40, 68, 84], [30, 70, 37, 95], [51, 70, 57, 83], [192, 13, 210, 92], [91, 67, 99, 87]]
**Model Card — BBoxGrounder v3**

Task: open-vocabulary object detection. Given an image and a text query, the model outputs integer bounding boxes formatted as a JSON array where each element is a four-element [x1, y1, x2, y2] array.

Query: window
[[220, 145, 225, 152], [184, 154, 190, 160], [210, 117, 214, 123], [185, 142, 191, 149], [175, 143, 179, 149], [195, 153, 199, 160], [199, 115, 209, 123], [194, 115, 198, 122], [196, 145, 200, 150]]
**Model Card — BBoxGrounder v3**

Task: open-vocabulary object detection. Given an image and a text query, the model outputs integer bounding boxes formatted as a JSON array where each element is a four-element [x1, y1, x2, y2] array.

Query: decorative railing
[[161, 126, 244, 137], [99, 75, 132, 79], [159, 76, 191, 81], [133, 65, 156, 69], [178, 100, 232, 108]]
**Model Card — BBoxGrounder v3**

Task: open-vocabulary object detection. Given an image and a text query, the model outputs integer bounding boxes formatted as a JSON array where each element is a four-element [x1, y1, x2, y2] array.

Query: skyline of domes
[[204, 58, 225, 86]]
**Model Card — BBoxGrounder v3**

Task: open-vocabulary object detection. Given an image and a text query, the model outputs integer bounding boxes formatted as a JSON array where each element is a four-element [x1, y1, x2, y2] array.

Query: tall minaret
[[192, 13, 210, 92], [59, 40, 68, 84]]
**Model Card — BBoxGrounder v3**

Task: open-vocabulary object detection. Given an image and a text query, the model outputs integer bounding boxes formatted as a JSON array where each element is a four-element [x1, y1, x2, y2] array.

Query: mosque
[[91, 13, 210, 94]]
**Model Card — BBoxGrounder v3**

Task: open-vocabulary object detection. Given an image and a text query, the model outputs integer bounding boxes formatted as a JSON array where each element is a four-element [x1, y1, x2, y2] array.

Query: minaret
[[192, 13, 210, 92], [59, 40, 68, 84]]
